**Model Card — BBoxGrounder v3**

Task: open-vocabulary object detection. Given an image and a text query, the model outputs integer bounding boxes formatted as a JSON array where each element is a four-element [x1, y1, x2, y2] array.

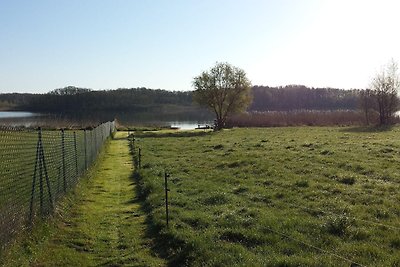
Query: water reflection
[[0, 110, 214, 129], [0, 111, 38, 118], [169, 121, 213, 130]]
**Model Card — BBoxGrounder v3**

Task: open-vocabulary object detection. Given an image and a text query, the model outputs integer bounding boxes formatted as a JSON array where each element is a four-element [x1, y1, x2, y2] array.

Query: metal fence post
[[84, 129, 87, 170], [30, 127, 54, 220], [39, 130, 54, 215], [38, 129, 44, 216], [94, 128, 97, 156], [61, 129, 66, 192], [29, 128, 41, 223], [73, 131, 78, 178], [90, 130, 94, 164], [165, 171, 170, 227], [57, 166, 61, 193], [138, 148, 141, 169]]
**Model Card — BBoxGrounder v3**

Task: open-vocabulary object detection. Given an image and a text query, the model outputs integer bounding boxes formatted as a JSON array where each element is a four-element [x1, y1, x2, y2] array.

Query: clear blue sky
[[1, 0, 400, 93]]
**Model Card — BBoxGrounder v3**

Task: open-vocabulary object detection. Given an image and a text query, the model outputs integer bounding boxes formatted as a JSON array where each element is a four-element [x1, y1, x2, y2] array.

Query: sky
[[1, 0, 400, 93]]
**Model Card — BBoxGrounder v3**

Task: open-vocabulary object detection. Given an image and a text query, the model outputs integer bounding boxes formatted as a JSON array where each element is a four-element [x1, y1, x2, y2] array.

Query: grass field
[[134, 126, 400, 266]]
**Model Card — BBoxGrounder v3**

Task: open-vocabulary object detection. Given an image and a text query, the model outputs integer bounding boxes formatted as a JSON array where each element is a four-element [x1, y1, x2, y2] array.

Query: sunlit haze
[[1, 0, 400, 93]]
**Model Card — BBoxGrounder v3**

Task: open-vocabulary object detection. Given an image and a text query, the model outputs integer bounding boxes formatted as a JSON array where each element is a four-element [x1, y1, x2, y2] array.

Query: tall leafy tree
[[193, 62, 252, 130]]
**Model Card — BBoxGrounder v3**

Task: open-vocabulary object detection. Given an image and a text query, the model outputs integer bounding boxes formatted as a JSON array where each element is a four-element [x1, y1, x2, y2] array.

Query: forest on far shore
[[0, 85, 360, 113]]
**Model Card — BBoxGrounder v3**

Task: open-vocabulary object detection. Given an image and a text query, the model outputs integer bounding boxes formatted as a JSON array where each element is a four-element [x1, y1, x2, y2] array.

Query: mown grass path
[[26, 132, 165, 266]]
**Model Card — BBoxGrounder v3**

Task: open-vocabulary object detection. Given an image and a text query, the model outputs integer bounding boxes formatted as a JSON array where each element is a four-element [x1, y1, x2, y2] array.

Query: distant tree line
[[0, 93, 34, 110], [0, 86, 193, 112], [0, 85, 363, 113], [250, 85, 360, 111]]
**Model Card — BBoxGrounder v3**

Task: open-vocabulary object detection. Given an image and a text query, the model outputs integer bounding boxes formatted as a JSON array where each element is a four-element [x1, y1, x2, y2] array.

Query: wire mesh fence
[[0, 120, 115, 251]]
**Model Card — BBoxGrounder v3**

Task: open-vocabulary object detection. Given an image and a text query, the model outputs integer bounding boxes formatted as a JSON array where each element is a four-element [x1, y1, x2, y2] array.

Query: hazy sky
[[1, 0, 400, 93]]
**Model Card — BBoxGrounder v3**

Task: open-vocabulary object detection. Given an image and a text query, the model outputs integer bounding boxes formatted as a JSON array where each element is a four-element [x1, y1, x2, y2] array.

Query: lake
[[0, 111, 38, 118], [0, 111, 214, 130]]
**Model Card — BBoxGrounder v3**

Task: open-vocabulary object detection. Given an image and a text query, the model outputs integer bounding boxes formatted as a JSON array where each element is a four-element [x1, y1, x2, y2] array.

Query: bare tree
[[371, 60, 400, 125], [193, 62, 252, 130], [359, 89, 375, 125]]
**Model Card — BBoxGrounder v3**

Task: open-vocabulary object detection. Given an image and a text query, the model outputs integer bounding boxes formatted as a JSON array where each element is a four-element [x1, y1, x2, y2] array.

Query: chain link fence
[[0, 120, 116, 251]]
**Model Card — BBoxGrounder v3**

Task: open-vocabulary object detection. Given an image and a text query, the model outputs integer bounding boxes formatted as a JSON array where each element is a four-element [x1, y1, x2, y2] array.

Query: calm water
[[169, 121, 213, 130], [0, 111, 38, 118], [0, 111, 213, 130]]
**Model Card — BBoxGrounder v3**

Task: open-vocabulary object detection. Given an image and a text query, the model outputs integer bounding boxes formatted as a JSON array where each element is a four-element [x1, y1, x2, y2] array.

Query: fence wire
[[0, 120, 115, 251]]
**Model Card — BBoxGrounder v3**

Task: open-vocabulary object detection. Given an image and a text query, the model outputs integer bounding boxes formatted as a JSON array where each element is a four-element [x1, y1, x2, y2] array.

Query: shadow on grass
[[129, 170, 194, 267], [339, 125, 394, 133]]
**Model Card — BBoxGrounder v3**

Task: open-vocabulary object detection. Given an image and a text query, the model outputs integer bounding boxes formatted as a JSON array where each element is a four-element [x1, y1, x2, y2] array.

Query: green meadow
[[134, 126, 400, 266], [2, 126, 400, 267]]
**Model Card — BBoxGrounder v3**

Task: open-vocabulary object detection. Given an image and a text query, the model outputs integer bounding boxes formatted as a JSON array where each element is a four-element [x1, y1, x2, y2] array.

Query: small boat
[[195, 124, 212, 130]]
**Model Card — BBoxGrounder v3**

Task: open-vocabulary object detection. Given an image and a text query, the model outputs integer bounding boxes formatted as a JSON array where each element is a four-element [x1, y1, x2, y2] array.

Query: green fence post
[[84, 129, 87, 170], [61, 129, 66, 192], [73, 131, 78, 178]]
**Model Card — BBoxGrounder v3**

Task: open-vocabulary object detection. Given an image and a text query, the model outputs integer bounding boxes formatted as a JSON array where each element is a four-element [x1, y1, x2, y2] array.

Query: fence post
[[73, 131, 78, 178], [38, 129, 44, 216], [39, 130, 54, 215], [61, 129, 66, 192], [84, 129, 87, 170], [94, 128, 97, 156], [165, 171, 170, 227], [57, 166, 61, 193], [29, 128, 41, 223], [138, 148, 141, 169], [90, 130, 94, 164], [29, 127, 54, 221]]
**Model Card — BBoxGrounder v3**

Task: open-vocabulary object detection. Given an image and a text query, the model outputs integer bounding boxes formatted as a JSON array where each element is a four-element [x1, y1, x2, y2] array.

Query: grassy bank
[[134, 127, 400, 266]]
